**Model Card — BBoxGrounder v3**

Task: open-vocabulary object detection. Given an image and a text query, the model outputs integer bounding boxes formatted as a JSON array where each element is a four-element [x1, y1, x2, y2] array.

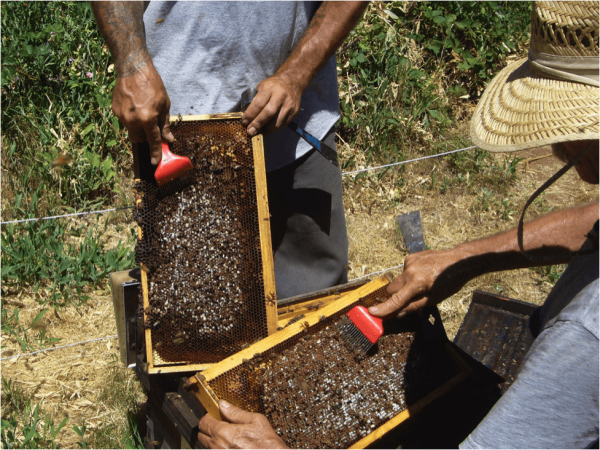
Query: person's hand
[[112, 62, 174, 165], [241, 74, 302, 137], [368, 247, 472, 318], [198, 400, 288, 449]]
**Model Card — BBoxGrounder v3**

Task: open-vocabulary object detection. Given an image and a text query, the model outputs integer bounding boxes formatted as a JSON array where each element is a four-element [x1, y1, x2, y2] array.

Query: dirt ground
[[1, 138, 598, 448]]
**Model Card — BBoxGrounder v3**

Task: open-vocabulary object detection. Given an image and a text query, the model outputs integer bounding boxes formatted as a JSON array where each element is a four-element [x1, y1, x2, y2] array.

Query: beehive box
[[134, 113, 278, 374], [188, 275, 471, 448]]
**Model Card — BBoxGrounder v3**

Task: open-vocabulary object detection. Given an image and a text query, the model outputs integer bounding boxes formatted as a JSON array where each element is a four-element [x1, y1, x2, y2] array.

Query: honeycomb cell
[[135, 118, 271, 365], [206, 286, 459, 448]]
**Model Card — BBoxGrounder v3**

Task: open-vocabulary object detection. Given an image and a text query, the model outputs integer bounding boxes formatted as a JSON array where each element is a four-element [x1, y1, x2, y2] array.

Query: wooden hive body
[[187, 275, 472, 448], [134, 113, 277, 374]]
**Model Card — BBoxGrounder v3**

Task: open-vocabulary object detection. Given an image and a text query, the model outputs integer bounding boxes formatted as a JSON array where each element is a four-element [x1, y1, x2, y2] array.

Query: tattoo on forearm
[[92, 2, 150, 78]]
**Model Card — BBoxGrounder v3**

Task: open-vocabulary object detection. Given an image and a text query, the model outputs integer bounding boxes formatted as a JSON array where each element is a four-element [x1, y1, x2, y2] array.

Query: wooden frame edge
[[192, 375, 222, 420], [200, 275, 390, 381], [140, 260, 154, 371], [277, 293, 342, 322], [148, 363, 215, 374], [349, 342, 472, 449], [169, 112, 243, 122], [252, 134, 278, 335]]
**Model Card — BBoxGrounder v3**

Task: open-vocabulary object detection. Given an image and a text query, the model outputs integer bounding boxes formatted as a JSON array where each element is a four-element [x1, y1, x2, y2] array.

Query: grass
[[337, 1, 531, 170], [2, 1, 594, 449], [1, 377, 68, 449], [87, 360, 145, 449]]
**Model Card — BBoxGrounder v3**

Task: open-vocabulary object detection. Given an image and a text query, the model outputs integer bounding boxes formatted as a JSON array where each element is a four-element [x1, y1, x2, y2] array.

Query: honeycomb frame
[[187, 275, 472, 448], [135, 112, 278, 374]]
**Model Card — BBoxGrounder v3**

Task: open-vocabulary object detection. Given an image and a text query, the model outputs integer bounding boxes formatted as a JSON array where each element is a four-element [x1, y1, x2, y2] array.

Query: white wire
[[341, 145, 477, 176], [0, 207, 133, 226], [0, 145, 477, 225], [0, 261, 408, 363], [350, 263, 404, 281], [0, 335, 118, 361]]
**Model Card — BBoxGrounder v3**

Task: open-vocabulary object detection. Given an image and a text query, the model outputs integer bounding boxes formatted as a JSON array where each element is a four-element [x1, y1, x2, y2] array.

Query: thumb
[[219, 400, 254, 424]]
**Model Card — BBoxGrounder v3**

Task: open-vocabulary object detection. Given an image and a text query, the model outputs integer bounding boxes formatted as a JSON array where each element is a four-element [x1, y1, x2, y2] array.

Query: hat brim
[[470, 58, 599, 153]]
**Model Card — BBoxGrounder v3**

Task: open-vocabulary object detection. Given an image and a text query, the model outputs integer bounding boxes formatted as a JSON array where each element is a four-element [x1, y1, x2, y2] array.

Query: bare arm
[[92, 2, 173, 164], [242, 2, 368, 136], [370, 202, 599, 318]]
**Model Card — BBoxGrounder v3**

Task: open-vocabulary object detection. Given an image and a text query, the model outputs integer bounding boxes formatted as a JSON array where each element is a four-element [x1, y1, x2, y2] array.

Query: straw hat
[[470, 1, 599, 152]]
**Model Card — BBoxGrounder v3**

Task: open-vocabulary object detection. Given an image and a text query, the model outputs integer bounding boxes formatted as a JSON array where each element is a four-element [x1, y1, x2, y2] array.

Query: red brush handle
[[154, 142, 193, 186], [159, 142, 176, 164], [347, 305, 384, 344]]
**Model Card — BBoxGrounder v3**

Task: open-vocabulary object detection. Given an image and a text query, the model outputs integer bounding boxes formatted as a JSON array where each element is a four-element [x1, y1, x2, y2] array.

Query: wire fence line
[[0, 144, 476, 226], [350, 263, 405, 281], [0, 206, 134, 226], [0, 334, 118, 362], [1, 263, 408, 361], [341, 145, 476, 176]]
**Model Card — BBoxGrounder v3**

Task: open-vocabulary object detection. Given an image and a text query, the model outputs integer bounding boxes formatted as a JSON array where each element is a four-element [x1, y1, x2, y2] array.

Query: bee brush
[[155, 142, 194, 197], [337, 306, 384, 354]]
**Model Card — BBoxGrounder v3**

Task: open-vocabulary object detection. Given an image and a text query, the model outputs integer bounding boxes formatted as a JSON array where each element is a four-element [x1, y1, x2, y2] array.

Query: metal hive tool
[[133, 113, 278, 374]]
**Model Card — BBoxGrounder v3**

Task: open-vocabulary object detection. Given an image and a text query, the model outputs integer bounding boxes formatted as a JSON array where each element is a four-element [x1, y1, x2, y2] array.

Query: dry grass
[[1, 124, 598, 448], [341, 138, 598, 338]]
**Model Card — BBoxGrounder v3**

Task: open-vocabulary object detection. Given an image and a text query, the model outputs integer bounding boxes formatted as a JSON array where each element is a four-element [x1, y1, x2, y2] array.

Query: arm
[[242, 2, 368, 136], [370, 202, 599, 318], [91, 2, 173, 165], [198, 400, 288, 449]]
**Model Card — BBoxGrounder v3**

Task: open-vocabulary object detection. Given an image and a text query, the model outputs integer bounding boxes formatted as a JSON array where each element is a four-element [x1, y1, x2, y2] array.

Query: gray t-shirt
[[462, 223, 599, 449], [143, 1, 340, 171]]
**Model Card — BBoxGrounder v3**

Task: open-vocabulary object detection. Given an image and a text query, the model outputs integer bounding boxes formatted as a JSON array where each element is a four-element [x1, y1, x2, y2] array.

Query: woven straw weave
[[470, 1, 599, 152], [531, 1, 599, 57]]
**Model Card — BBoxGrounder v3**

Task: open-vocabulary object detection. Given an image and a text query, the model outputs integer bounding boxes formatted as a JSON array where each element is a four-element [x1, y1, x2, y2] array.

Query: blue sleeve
[[460, 320, 599, 449]]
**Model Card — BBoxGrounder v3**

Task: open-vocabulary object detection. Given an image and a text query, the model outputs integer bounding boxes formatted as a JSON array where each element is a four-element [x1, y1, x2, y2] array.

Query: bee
[[265, 292, 276, 306], [156, 18, 165, 23], [301, 321, 310, 330]]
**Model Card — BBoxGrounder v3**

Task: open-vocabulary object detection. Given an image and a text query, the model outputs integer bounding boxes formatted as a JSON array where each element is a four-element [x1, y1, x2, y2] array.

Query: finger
[[161, 122, 175, 144], [197, 431, 213, 449], [248, 99, 283, 136], [368, 284, 425, 318], [158, 111, 175, 144], [396, 296, 429, 318], [241, 90, 271, 128], [386, 274, 407, 295], [262, 100, 296, 135], [198, 414, 220, 437], [127, 126, 146, 143], [145, 123, 163, 165], [219, 400, 256, 424]]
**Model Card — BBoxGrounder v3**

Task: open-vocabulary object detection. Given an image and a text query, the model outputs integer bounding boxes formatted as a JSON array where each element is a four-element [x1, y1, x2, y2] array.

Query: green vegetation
[[337, 1, 531, 166], [1, 378, 68, 449], [3, 2, 582, 448], [1, 1, 135, 312], [531, 264, 567, 286], [1, 305, 60, 352], [1, 1, 128, 213], [88, 360, 145, 449]]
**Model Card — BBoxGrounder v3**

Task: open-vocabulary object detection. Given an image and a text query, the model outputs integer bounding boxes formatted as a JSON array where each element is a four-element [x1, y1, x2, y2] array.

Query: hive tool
[[239, 87, 339, 167]]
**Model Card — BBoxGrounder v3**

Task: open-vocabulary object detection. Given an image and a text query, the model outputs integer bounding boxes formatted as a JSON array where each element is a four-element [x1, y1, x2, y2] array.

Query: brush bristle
[[157, 170, 195, 198], [337, 316, 374, 354]]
